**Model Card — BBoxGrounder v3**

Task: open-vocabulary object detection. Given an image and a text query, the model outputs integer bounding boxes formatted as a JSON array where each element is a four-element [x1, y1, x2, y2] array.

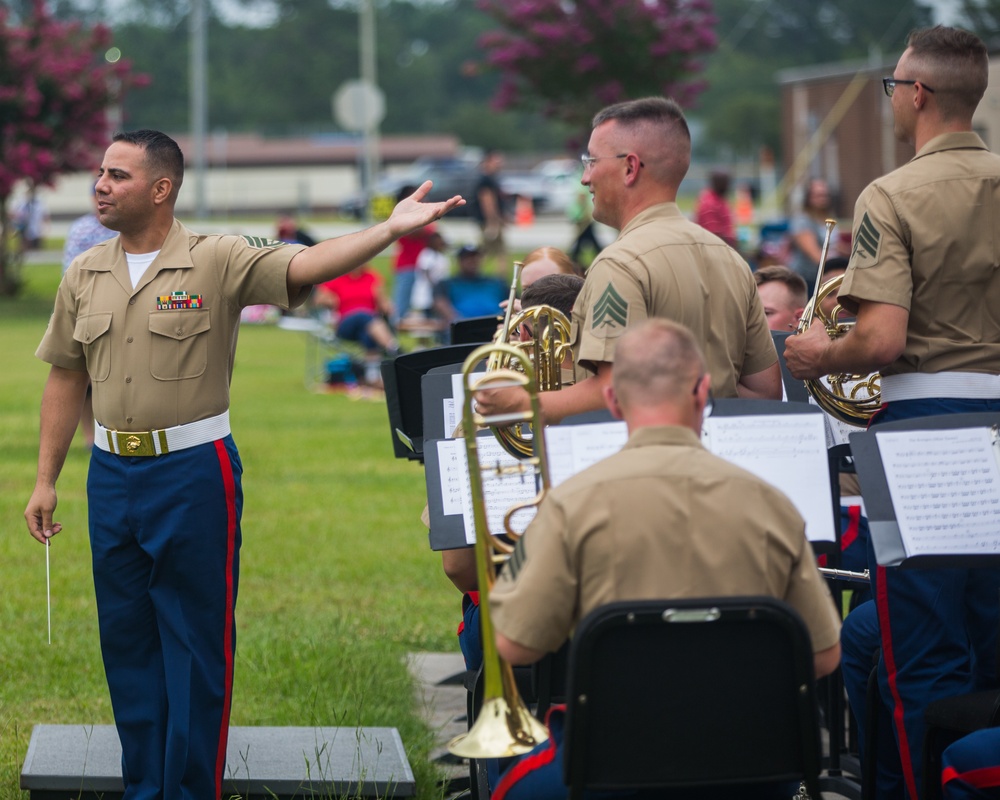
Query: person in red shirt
[[314, 263, 400, 359], [694, 170, 736, 247], [391, 184, 436, 325]]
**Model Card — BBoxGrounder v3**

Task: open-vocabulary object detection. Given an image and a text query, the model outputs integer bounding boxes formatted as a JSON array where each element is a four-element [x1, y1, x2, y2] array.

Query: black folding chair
[[563, 597, 824, 800]]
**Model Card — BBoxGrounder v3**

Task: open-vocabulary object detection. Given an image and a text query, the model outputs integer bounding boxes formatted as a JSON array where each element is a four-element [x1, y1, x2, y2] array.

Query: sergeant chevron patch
[[852, 213, 881, 266], [592, 284, 628, 329], [241, 235, 283, 249]]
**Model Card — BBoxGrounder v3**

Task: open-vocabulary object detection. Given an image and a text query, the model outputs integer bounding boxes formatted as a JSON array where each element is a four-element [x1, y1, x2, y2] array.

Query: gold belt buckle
[[111, 430, 158, 457]]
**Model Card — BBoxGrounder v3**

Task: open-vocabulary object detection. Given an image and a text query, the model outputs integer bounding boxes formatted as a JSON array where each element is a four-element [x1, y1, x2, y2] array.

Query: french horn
[[796, 220, 881, 427], [485, 261, 573, 459]]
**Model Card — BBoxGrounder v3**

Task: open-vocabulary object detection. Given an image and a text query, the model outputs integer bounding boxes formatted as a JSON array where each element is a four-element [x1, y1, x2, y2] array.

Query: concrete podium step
[[20, 724, 415, 799]]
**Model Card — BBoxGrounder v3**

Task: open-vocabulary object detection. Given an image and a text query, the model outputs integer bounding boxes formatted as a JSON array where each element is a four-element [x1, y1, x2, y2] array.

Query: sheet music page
[[435, 436, 538, 545], [702, 413, 835, 542], [442, 373, 471, 437], [875, 427, 1000, 556], [544, 421, 628, 486]]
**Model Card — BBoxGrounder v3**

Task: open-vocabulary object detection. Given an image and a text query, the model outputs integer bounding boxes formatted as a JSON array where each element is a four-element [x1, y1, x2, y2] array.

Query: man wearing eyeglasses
[[785, 26, 1000, 800], [475, 96, 781, 427]]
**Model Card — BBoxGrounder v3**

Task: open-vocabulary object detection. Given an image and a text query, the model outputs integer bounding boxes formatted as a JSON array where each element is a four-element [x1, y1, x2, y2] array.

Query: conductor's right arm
[[25, 366, 90, 543]]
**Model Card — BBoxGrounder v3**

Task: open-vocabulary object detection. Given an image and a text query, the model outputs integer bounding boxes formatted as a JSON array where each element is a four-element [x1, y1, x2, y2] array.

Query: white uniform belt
[[881, 372, 1000, 402], [94, 411, 230, 457]]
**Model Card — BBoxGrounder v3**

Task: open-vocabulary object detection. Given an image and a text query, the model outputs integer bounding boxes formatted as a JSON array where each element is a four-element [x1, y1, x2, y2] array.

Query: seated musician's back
[[488, 318, 842, 800]]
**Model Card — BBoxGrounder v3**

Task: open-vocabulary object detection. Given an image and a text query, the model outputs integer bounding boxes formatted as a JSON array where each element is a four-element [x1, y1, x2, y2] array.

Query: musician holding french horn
[[785, 26, 1000, 800], [474, 97, 782, 427]]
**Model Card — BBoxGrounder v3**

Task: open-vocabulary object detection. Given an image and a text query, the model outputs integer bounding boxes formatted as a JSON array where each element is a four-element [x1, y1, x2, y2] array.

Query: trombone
[[447, 341, 550, 759]]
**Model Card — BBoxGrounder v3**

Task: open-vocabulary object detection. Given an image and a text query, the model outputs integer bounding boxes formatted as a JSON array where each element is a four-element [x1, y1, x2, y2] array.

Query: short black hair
[[113, 129, 184, 189]]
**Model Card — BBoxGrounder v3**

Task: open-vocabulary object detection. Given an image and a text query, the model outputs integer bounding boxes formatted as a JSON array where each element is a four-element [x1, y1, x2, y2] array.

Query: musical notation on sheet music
[[545, 421, 628, 486], [703, 413, 836, 543], [876, 427, 1000, 556], [436, 436, 538, 545]]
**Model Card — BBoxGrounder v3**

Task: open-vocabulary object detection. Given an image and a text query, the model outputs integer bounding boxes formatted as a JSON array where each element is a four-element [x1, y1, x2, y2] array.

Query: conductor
[[24, 129, 463, 800]]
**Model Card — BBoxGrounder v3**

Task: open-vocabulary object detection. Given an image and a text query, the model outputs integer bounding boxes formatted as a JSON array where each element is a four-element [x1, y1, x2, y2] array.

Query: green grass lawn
[[0, 262, 462, 799]]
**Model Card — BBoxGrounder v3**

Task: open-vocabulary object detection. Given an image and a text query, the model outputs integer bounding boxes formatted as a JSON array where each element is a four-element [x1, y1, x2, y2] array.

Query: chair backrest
[[563, 596, 822, 799]]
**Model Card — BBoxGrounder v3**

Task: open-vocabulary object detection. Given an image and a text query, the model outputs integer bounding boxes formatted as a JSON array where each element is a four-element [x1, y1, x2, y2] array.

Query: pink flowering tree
[[0, 0, 147, 295], [477, 0, 718, 137]]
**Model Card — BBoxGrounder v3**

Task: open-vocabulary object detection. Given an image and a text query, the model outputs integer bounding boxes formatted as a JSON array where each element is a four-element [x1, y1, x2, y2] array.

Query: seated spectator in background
[[754, 265, 808, 333], [489, 318, 841, 800], [409, 231, 449, 318], [275, 213, 318, 246], [787, 178, 843, 284], [567, 183, 603, 267], [504, 246, 581, 315], [314, 263, 400, 370], [433, 243, 508, 325], [695, 170, 736, 246]]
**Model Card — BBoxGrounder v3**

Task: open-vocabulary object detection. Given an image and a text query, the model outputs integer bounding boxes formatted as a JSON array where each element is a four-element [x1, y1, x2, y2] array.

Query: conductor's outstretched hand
[[388, 181, 465, 237]]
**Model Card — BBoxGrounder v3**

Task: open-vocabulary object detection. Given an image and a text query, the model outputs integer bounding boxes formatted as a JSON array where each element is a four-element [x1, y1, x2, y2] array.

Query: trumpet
[[447, 341, 550, 759], [797, 219, 882, 427]]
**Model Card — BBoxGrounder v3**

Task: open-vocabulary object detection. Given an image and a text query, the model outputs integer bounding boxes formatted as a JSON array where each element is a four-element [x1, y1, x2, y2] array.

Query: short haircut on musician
[[906, 25, 988, 118], [612, 319, 706, 410], [113, 129, 185, 192], [754, 265, 808, 308], [592, 97, 691, 186], [521, 274, 584, 318]]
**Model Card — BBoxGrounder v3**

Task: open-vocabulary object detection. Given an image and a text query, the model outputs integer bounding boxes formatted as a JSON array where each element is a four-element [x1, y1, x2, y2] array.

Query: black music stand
[[380, 344, 480, 462], [772, 330, 811, 403], [450, 315, 499, 345]]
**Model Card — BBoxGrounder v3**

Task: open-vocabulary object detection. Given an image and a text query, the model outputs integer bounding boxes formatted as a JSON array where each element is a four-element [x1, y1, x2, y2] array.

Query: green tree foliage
[[959, 0, 1000, 38], [0, 0, 146, 295], [694, 0, 934, 158]]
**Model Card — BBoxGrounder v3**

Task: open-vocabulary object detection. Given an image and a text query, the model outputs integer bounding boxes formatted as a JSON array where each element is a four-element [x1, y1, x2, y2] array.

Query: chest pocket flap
[[73, 312, 113, 382], [148, 309, 212, 381]]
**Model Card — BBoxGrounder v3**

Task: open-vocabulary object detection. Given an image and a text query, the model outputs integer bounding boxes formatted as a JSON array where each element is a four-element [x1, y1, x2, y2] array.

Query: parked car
[[499, 158, 581, 216], [339, 156, 482, 219]]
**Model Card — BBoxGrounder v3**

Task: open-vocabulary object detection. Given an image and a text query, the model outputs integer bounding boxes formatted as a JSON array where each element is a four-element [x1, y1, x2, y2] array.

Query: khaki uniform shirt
[[840, 132, 1000, 377], [571, 203, 776, 397], [36, 220, 306, 430], [491, 425, 842, 655]]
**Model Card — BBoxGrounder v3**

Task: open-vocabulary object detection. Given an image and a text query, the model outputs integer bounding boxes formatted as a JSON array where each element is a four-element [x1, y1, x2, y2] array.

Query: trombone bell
[[447, 697, 550, 759]]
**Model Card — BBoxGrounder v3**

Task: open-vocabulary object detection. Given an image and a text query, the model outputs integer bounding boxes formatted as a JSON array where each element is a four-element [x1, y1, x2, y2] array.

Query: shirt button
[[125, 376, 132, 383], [129, 298, 136, 305], [126, 417, 133, 424], [126, 336, 134, 343], [175, 328, 183, 335]]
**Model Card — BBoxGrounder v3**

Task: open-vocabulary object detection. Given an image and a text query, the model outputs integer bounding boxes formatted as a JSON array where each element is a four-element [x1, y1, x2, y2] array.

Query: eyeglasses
[[580, 153, 629, 170], [882, 77, 935, 97]]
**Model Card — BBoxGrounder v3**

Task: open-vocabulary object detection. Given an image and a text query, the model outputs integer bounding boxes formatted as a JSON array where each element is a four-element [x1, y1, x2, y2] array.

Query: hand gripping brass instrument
[[447, 342, 550, 759], [486, 262, 573, 459], [796, 219, 882, 427]]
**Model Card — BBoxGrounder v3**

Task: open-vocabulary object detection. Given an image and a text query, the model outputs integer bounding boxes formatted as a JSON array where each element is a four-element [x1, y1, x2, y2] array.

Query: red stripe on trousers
[[842, 504, 860, 551], [213, 440, 238, 800], [491, 705, 564, 800], [875, 564, 920, 800], [943, 765, 1000, 790]]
